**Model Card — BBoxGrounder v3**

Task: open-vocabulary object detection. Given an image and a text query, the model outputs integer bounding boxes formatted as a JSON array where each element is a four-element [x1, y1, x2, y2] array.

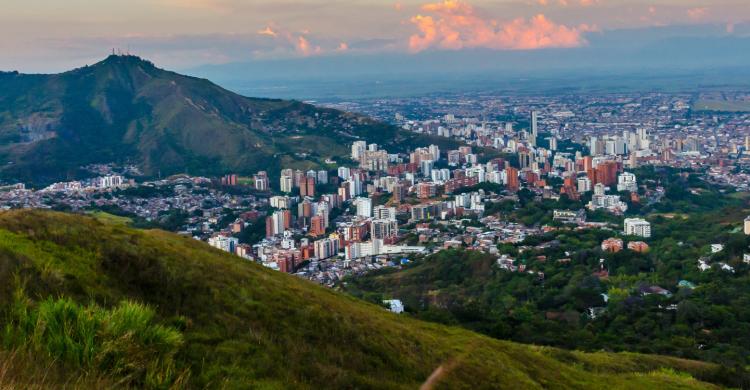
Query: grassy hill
[[0, 210, 732, 388], [0, 55, 453, 185]]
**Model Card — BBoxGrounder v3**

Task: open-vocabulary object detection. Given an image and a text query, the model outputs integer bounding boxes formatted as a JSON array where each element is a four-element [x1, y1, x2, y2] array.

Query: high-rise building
[[429, 144, 441, 161], [355, 197, 373, 218], [309, 215, 326, 237], [420, 160, 434, 177], [265, 210, 292, 238], [338, 185, 351, 202], [373, 205, 397, 220], [600, 161, 619, 187], [298, 199, 313, 220], [392, 183, 406, 204], [351, 140, 367, 161], [530, 111, 538, 146], [208, 234, 239, 253], [416, 182, 437, 199], [270, 195, 293, 209], [361, 150, 389, 171], [548, 137, 558, 151], [317, 170, 328, 185], [589, 136, 604, 156], [594, 183, 606, 196], [314, 237, 340, 260], [518, 151, 533, 169], [221, 174, 238, 186], [337, 166, 351, 180], [280, 175, 293, 193], [293, 170, 304, 187], [617, 172, 638, 192], [624, 218, 651, 238], [447, 150, 461, 166], [300, 177, 316, 198], [254, 171, 269, 191], [371, 219, 398, 240], [577, 176, 592, 193], [505, 167, 520, 192]]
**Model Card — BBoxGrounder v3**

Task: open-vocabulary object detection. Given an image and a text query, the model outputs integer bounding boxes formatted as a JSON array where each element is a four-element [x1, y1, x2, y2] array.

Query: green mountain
[[0, 210, 730, 388], [0, 55, 446, 184]]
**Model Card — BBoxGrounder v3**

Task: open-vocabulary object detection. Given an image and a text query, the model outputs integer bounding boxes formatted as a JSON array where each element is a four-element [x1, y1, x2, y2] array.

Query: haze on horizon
[[1, 0, 748, 73]]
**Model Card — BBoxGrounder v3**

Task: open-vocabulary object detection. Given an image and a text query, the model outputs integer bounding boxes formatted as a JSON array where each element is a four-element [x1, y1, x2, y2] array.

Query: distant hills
[[0, 210, 729, 388], [0, 55, 442, 184]]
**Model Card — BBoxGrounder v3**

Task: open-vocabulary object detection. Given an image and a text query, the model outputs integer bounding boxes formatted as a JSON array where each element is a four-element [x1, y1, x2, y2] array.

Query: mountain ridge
[[0, 55, 418, 184]]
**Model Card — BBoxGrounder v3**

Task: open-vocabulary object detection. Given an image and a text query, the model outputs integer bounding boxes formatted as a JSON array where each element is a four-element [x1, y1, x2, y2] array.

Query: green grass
[[0, 210, 729, 388], [86, 211, 133, 225], [3, 294, 186, 388]]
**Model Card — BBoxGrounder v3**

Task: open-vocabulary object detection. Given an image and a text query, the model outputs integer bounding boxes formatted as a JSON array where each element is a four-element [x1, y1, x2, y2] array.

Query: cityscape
[[2, 0, 750, 388]]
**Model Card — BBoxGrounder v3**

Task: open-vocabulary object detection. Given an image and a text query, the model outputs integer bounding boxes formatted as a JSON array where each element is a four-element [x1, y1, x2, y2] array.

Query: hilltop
[[0, 55, 451, 184], [0, 209, 731, 388]]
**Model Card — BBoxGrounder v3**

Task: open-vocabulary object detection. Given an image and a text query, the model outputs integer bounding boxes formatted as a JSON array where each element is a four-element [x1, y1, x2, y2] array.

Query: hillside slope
[[0, 210, 730, 388], [0, 55, 445, 184]]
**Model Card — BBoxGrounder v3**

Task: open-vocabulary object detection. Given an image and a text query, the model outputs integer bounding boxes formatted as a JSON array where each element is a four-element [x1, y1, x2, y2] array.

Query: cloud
[[295, 35, 322, 56], [257, 23, 323, 57], [409, 1, 595, 52], [337, 42, 349, 51], [257, 26, 278, 37], [537, 0, 599, 7], [687, 7, 708, 21]]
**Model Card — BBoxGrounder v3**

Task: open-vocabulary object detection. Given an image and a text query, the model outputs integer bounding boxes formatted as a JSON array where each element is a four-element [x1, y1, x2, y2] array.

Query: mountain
[[0, 55, 444, 184], [0, 209, 730, 388]]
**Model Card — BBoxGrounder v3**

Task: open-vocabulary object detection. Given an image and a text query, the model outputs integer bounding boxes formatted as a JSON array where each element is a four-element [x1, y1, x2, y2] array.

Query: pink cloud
[[537, 0, 599, 6], [409, 1, 595, 52], [256, 23, 322, 57], [687, 7, 708, 21], [257, 26, 277, 37]]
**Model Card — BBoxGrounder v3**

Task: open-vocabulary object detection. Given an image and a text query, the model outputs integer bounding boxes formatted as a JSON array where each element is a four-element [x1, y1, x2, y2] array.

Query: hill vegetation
[[0, 55, 451, 185], [0, 210, 731, 388]]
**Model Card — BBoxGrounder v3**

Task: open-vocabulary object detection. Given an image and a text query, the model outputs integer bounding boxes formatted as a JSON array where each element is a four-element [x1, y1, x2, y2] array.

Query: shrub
[[2, 290, 187, 389]]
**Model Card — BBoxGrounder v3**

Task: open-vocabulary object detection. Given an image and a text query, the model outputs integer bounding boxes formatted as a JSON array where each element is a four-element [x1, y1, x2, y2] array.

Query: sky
[[1, 0, 748, 73]]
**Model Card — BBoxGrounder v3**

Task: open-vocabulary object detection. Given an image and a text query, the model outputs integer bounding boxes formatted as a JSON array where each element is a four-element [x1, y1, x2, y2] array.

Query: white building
[[314, 237, 340, 260], [588, 195, 628, 214], [624, 218, 651, 238], [96, 175, 125, 189], [280, 175, 293, 193], [383, 299, 404, 314], [617, 172, 638, 193], [373, 205, 397, 220], [577, 177, 592, 193], [371, 219, 399, 240], [270, 196, 293, 209], [337, 166, 351, 180], [355, 197, 372, 218], [351, 141, 367, 160], [208, 234, 239, 253]]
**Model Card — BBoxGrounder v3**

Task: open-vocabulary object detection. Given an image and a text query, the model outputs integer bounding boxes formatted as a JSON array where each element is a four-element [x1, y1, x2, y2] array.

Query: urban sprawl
[[3, 92, 750, 290]]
